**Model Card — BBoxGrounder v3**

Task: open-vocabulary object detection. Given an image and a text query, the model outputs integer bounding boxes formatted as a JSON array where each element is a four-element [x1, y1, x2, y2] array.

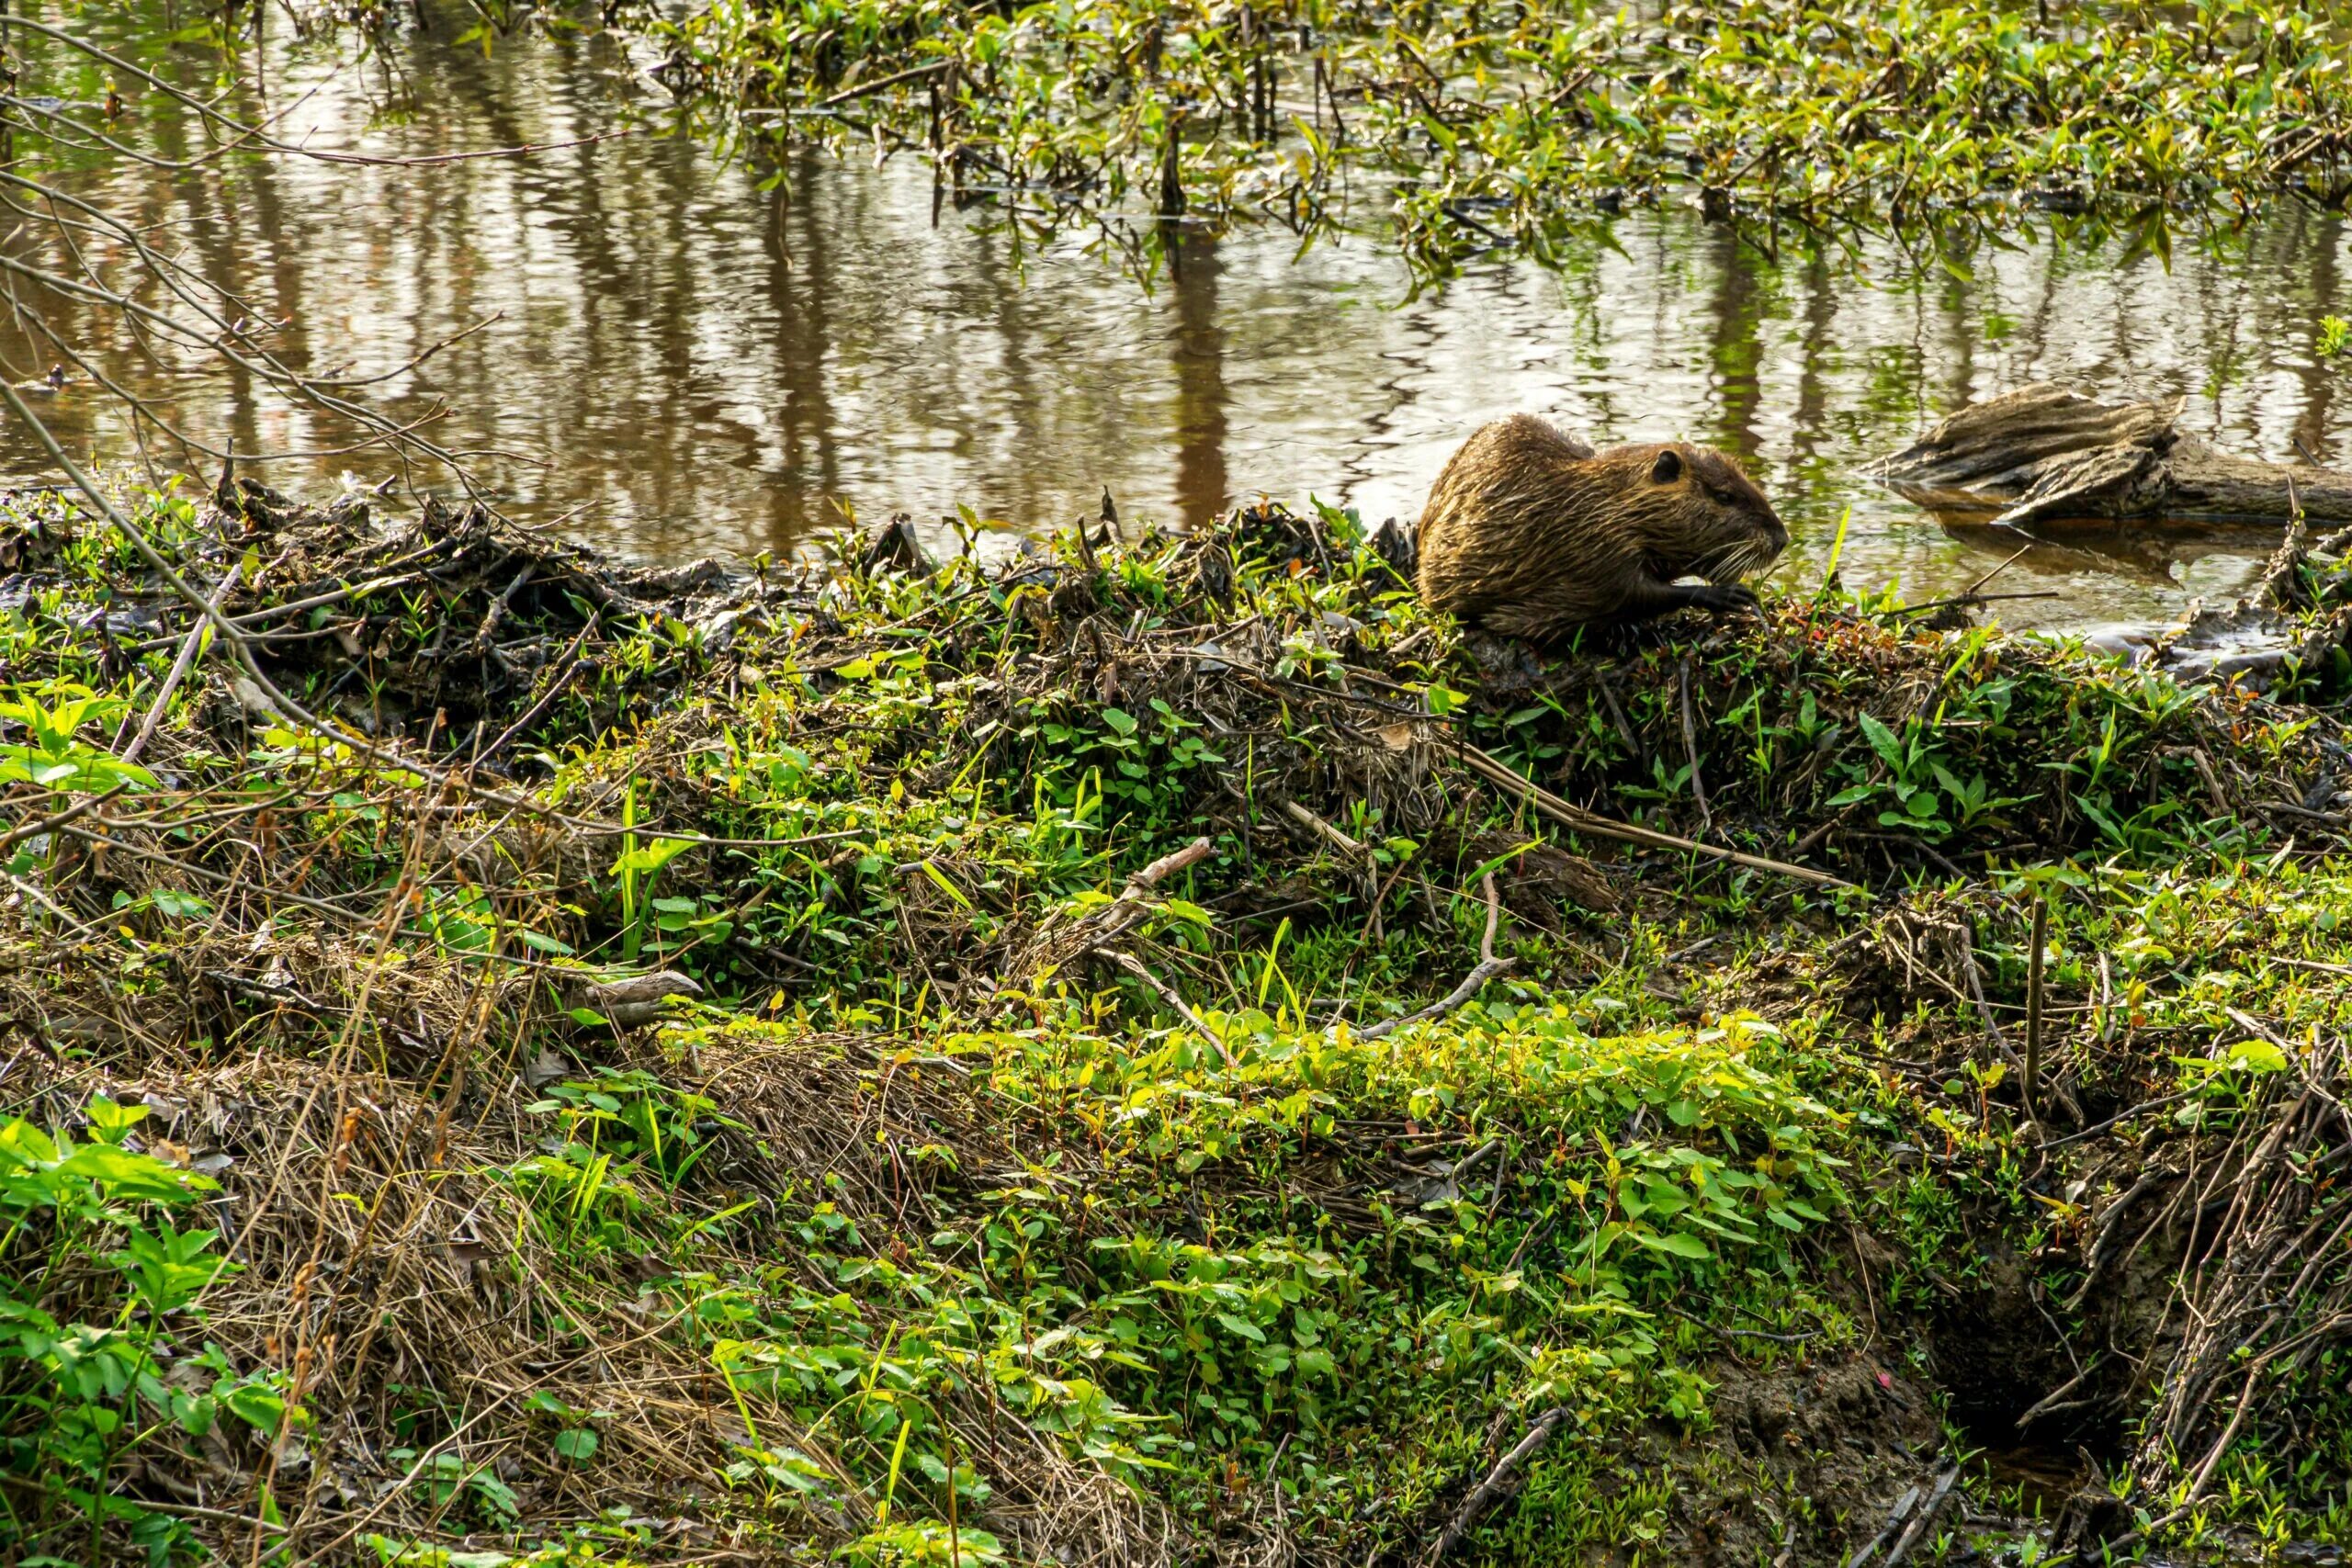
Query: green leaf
[[610, 837, 693, 878], [1215, 1312, 1266, 1342], [85, 1095, 148, 1136], [1631, 1228, 1713, 1260], [552, 1427, 600, 1462], [920, 860, 974, 908], [1857, 713, 1905, 772], [2228, 1038, 2288, 1074], [54, 1144, 201, 1201]]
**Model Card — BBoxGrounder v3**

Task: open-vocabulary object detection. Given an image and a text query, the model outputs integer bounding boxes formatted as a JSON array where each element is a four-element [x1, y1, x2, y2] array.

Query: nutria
[[1415, 414, 1787, 640]]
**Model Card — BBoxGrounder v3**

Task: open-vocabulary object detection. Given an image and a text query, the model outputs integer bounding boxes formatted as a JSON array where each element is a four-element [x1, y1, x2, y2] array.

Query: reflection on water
[[5, 9, 2352, 634]]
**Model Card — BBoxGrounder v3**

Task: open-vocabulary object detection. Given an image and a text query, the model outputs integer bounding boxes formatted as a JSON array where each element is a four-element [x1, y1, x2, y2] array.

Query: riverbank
[[5, 476, 2352, 1565]]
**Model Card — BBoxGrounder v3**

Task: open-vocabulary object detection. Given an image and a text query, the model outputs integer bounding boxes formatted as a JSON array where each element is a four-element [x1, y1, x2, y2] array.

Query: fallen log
[[1871, 383, 2352, 527]]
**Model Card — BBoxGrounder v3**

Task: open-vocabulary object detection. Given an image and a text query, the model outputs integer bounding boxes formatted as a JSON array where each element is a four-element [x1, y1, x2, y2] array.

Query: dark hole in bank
[[1930, 1284, 2128, 1521]]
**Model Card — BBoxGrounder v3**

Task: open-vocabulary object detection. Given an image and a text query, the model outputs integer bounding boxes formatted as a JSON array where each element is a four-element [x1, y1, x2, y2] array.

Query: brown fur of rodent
[[1414, 413, 1787, 641]]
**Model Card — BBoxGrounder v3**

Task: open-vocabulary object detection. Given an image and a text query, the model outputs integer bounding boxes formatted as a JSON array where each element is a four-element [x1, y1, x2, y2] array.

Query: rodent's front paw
[[1691, 583, 1760, 615]]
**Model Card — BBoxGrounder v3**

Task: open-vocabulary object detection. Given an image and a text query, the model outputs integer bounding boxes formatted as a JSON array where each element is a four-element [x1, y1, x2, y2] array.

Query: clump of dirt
[[1683, 1351, 1945, 1566]]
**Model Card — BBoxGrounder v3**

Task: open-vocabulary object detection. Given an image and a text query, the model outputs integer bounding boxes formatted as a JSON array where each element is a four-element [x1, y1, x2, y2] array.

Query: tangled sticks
[[2104, 1027, 2352, 1551]]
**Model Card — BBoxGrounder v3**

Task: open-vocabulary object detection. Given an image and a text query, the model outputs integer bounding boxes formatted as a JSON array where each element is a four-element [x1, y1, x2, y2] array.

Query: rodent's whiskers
[[1687, 542, 1736, 581], [1691, 537, 1769, 583], [1726, 537, 1780, 582]]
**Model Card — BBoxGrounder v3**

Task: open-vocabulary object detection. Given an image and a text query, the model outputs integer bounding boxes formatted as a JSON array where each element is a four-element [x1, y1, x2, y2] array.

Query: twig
[[123, 563, 240, 763], [1678, 657, 1712, 836], [2015, 1359, 2100, 1428], [1880, 1467, 1959, 1568], [0, 784, 130, 856], [1107, 948, 1237, 1067], [1890, 590, 2061, 618], [1501, 1214, 1555, 1276], [1352, 875, 1510, 1041], [2039, 1085, 2206, 1149], [125, 570, 423, 649], [1659, 1303, 1817, 1344], [821, 59, 954, 107], [1283, 799, 1366, 856], [480, 613, 599, 760], [1457, 743, 1860, 893], [1966, 541, 2039, 596], [2271, 953, 2352, 978], [1, 375, 853, 851], [54, 824, 376, 927], [2024, 892, 2048, 1127], [1425, 1405, 1567, 1562], [1044, 836, 1216, 976]]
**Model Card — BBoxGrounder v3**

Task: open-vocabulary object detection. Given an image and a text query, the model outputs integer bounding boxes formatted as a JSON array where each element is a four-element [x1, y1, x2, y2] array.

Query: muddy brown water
[[6, 6, 2352, 639]]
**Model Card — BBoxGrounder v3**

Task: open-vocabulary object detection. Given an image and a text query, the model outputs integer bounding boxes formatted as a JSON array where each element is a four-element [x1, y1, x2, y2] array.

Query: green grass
[[5, 479, 2352, 1562]]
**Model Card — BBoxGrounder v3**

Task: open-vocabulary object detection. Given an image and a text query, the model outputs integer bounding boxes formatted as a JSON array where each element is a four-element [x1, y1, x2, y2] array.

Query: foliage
[[644, 0, 2352, 276], [0, 1100, 293, 1565], [5, 478, 2352, 1562]]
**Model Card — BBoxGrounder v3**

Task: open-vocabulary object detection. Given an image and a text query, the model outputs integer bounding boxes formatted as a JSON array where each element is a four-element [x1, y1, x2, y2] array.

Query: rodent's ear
[[1649, 448, 1682, 484]]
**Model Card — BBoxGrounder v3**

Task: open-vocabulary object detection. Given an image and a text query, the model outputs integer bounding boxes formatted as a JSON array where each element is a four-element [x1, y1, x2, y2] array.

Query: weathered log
[[1871, 383, 2352, 527]]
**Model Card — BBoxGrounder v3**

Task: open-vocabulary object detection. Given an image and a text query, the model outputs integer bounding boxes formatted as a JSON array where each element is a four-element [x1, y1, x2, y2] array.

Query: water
[[6, 7, 2352, 637]]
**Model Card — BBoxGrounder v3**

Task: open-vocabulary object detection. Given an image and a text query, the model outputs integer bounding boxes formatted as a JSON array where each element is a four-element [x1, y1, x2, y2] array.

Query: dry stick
[[1283, 798, 1365, 855], [54, 824, 374, 926], [1890, 590, 2061, 618], [1354, 874, 1510, 1042], [480, 612, 599, 760], [820, 57, 953, 106], [214, 570, 421, 633], [274, 1393, 515, 1568], [6, 15, 636, 170], [1456, 743, 1860, 893], [1877, 1466, 1960, 1568], [0, 783, 130, 856], [0, 216, 478, 482], [2024, 892, 2048, 1128], [1678, 656, 1712, 836], [2013, 1358, 2101, 1429], [226, 786, 459, 1566], [1106, 949, 1237, 1066], [1062, 835, 1215, 959], [1, 866, 107, 936], [2272, 953, 2352, 978], [122, 562, 240, 763], [1963, 539, 2039, 598], [1426, 1404, 1567, 1562]]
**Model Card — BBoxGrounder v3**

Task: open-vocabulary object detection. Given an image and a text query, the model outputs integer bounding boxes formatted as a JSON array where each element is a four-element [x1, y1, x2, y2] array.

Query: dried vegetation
[[6, 476, 2352, 1565]]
